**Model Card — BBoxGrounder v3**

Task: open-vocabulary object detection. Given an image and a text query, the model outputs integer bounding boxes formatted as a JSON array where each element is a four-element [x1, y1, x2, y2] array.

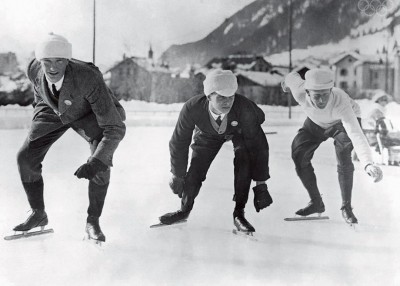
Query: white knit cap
[[203, 69, 238, 97], [304, 68, 334, 90], [35, 32, 72, 60]]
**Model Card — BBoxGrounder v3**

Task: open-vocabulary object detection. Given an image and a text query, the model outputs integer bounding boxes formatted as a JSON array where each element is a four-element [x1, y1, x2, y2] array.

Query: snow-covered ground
[[0, 123, 399, 286]]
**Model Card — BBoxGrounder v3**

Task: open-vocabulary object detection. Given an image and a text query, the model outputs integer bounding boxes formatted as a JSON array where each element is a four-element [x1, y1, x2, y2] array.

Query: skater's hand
[[281, 80, 289, 93], [253, 184, 273, 212], [74, 157, 108, 180], [169, 175, 185, 198], [365, 164, 383, 183]]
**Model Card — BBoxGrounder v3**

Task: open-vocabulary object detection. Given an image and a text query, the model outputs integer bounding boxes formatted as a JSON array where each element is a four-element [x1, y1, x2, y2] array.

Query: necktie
[[216, 116, 222, 126], [52, 84, 60, 98]]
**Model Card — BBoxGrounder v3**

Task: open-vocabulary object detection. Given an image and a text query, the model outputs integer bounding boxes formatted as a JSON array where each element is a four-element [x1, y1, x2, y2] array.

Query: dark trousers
[[291, 118, 355, 205], [17, 125, 110, 217], [181, 134, 252, 213]]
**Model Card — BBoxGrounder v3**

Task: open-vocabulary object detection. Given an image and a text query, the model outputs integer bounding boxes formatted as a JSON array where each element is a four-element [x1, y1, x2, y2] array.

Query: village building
[[0, 52, 19, 75]]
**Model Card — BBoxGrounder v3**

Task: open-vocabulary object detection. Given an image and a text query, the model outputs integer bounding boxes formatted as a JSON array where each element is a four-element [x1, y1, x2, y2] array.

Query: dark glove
[[74, 157, 108, 180], [253, 184, 273, 212], [169, 175, 185, 198]]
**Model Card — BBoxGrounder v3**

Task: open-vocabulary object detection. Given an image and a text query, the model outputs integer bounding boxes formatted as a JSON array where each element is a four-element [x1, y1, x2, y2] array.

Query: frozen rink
[[0, 125, 399, 286]]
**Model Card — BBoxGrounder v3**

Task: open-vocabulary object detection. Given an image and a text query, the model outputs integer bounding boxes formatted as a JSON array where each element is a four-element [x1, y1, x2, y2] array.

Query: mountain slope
[[160, 0, 376, 68]]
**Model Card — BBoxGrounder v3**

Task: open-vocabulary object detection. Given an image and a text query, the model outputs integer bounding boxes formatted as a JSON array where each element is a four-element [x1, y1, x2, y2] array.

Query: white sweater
[[285, 72, 373, 167]]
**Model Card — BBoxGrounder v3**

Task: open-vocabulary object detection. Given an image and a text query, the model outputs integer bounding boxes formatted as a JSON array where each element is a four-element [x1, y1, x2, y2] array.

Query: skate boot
[[159, 210, 190, 225], [341, 203, 358, 225], [13, 209, 48, 232], [295, 200, 325, 217], [233, 209, 255, 233], [86, 216, 105, 242]]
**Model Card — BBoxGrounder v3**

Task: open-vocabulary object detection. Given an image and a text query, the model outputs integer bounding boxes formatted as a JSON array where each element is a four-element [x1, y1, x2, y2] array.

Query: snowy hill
[[160, 0, 400, 69]]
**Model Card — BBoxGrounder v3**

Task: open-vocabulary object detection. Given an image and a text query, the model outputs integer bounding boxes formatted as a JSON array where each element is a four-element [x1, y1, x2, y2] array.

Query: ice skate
[[341, 203, 358, 226], [285, 200, 329, 221], [233, 209, 255, 235], [150, 210, 189, 228], [84, 216, 105, 245], [5, 209, 53, 240]]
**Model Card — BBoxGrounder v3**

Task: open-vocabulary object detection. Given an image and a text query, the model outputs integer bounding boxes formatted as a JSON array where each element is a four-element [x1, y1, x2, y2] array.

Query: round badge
[[231, 121, 238, 127], [64, 100, 72, 106]]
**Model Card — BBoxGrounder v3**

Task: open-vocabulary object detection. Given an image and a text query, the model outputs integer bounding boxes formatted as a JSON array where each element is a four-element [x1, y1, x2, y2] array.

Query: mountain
[[160, 0, 394, 69]]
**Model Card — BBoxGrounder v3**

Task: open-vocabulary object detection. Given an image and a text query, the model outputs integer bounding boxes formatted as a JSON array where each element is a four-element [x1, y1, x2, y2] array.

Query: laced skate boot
[[341, 203, 358, 225], [295, 200, 325, 217], [13, 209, 48, 232], [86, 216, 105, 242], [159, 210, 190, 225], [233, 209, 255, 233]]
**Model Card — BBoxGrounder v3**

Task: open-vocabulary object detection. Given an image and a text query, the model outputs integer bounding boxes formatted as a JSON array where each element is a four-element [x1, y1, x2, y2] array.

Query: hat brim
[[304, 82, 334, 90]]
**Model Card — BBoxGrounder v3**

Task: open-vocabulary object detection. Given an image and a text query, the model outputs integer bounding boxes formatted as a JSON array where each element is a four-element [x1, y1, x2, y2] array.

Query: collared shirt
[[208, 103, 226, 120], [46, 76, 64, 94]]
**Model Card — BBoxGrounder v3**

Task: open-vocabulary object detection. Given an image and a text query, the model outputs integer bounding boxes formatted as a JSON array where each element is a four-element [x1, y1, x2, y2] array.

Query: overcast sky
[[1, 0, 254, 68]]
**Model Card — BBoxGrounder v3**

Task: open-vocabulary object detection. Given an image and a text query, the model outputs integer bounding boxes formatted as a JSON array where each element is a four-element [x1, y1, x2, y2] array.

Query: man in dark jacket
[[159, 69, 272, 233], [13, 33, 126, 242]]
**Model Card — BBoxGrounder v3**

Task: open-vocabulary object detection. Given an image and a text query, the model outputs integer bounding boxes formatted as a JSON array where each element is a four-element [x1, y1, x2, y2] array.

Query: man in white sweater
[[282, 68, 383, 225]]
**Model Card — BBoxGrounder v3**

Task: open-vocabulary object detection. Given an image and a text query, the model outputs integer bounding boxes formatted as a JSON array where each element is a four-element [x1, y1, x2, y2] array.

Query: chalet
[[205, 55, 272, 72], [106, 49, 204, 103]]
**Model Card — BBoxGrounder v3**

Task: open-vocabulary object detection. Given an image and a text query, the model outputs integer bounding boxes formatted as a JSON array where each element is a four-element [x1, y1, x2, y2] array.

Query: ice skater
[[156, 69, 273, 234], [10, 33, 126, 242], [282, 68, 383, 225]]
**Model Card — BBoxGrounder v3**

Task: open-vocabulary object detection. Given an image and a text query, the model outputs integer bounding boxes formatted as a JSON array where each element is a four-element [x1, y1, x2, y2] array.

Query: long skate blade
[[150, 219, 187, 228], [4, 228, 54, 241], [284, 215, 329, 221], [232, 229, 257, 241]]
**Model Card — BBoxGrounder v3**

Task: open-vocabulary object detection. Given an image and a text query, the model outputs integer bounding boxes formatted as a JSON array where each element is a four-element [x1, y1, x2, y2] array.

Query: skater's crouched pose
[[282, 69, 383, 225], [14, 33, 126, 242], [159, 69, 273, 233]]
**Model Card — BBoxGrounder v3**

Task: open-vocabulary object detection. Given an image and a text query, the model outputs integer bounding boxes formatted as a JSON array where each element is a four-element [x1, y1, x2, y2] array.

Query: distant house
[[106, 50, 204, 103], [0, 52, 18, 75], [205, 54, 272, 72], [235, 70, 291, 106], [330, 51, 394, 98]]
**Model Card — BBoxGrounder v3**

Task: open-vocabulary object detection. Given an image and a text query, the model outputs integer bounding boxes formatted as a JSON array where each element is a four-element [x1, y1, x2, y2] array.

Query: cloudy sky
[[1, 0, 254, 68]]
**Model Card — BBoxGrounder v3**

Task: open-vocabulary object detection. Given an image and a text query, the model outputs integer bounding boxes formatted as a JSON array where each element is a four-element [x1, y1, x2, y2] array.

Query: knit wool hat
[[203, 69, 238, 97], [35, 32, 72, 60], [304, 68, 334, 90], [372, 90, 389, 103]]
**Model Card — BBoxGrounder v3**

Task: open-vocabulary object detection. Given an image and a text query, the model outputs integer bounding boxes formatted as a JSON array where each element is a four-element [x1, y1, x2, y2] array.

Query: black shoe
[[295, 200, 325, 216], [159, 210, 190, 225], [233, 209, 255, 232], [86, 216, 106, 242], [341, 203, 358, 224], [13, 209, 48, 232]]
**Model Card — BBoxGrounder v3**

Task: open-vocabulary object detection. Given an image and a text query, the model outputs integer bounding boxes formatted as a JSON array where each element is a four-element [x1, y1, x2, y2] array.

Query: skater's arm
[[283, 72, 306, 104], [169, 103, 196, 177]]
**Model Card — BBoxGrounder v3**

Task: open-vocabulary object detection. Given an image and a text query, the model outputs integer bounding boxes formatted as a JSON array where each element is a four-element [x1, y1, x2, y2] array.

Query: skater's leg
[[160, 138, 222, 225], [15, 126, 68, 231], [332, 126, 357, 223], [85, 140, 110, 241]]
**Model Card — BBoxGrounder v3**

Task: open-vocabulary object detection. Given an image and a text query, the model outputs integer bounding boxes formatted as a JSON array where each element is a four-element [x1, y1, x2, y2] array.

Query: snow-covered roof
[[107, 57, 170, 74], [236, 70, 283, 87]]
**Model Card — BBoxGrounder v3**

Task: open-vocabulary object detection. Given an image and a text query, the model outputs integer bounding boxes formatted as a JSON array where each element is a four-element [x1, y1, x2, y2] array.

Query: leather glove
[[253, 184, 273, 212], [74, 157, 108, 180], [169, 175, 185, 198], [365, 164, 383, 183]]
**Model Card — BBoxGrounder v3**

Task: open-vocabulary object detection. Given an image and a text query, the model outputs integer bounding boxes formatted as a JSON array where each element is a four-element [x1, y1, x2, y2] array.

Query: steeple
[[148, 45, 153, 60]]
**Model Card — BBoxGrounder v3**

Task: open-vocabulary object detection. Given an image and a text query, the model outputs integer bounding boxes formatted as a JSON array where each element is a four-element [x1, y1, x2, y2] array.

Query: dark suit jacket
[[26, 58, 126, 166], [169, 94, 270, 181]]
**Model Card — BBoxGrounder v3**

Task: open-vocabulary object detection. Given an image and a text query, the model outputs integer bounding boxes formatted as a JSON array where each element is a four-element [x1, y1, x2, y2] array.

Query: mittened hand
[[253, 184, 273, 212], [169, 175, 185, 198], [365, 164, 383, 183], [74, 157, 108, 180]]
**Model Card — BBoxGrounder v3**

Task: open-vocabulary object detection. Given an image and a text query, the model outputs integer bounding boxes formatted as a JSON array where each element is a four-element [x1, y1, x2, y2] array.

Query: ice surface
[[0, 126, 399, 286]]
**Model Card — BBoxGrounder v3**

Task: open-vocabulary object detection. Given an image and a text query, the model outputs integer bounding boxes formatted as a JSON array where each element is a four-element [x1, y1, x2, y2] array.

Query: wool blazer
[[26, 58, 126, 166]]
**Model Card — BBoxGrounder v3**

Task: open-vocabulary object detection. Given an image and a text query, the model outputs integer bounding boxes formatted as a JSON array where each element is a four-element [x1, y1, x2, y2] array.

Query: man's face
[[40, 58, 68, 83], [208, 92, 235, 114], [306, 89, 331, 109]]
